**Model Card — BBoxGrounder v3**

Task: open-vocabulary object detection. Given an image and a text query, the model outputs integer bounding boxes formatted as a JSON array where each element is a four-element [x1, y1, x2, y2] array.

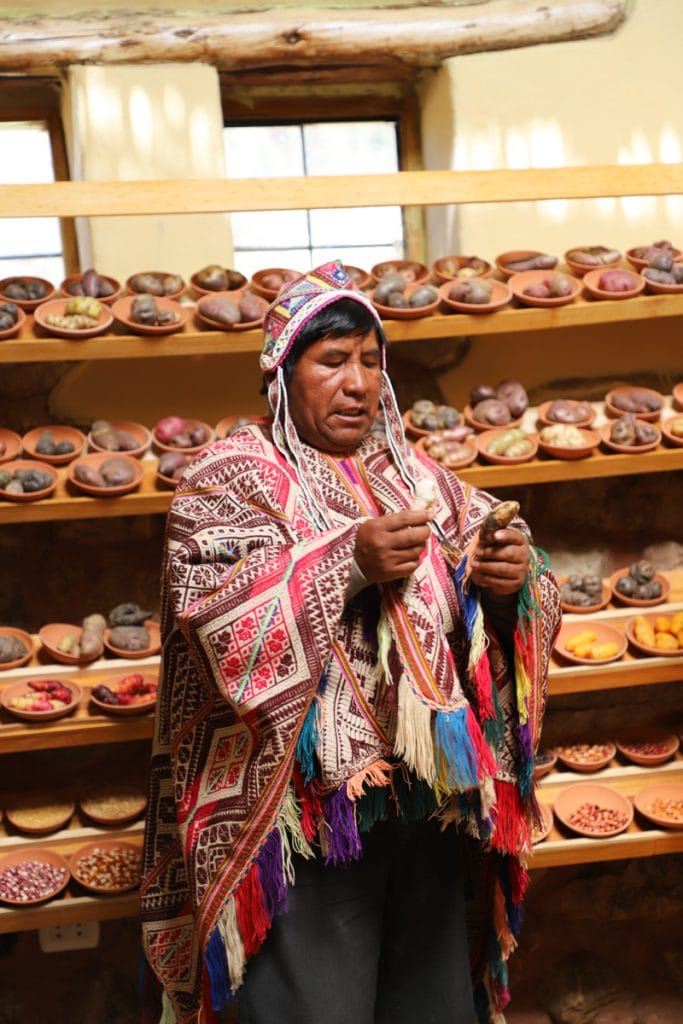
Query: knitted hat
[[260, 260, 384, 373]]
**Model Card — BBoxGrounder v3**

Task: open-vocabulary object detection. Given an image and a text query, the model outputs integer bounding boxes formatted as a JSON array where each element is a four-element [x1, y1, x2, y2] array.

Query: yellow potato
[[573, 641, 595, 659], [654, 615, 672, 633], [670, 612, 683, 634], [677, 630, 683, 648], [565, 630, 597, 653], [589, 642, 620, 659], [654, 632, 678, 651], [633, 616, 656, 647]]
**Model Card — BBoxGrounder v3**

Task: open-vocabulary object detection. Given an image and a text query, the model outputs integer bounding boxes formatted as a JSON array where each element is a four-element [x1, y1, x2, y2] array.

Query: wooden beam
[[0, 1, 628, 76]]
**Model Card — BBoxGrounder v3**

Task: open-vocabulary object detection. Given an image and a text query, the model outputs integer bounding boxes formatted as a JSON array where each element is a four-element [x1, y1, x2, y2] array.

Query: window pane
[[231, 210, 309, 249], [309, 206, 403, 248], [232, 248, 311, 281], [224, 125, 304, 178], [303, 121, 399, 175], [312, 245, 404, 272]]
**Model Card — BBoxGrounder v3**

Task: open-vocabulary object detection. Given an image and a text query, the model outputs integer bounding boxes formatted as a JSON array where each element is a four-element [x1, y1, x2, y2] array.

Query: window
[[223, 119, 405, 279]]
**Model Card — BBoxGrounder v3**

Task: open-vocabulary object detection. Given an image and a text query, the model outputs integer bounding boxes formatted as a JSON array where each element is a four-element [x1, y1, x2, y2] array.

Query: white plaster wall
[[419, 0, 683, 259]]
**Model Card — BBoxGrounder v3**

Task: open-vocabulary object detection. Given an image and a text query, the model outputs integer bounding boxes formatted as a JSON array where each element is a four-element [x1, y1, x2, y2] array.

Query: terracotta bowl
[[111, 295, 188, 336], [402, 408, 463, 440], [641, 265, 683, 294], [609, 569, 670, 607], [509, 269, 582, 307], [438, 278, 512, 315], [555, 740, 616, 773], [533, 749, 558, 780], [625, 245, 682, 271], [661, 414, 683, 447], [21, 425, 87, 466], [673, 382, 683, 411], [431, 255, 493, 283], [531, 802, 554, 845], [476, 428, 538, 465], [103, 620, 161, 660], [87, 421, 152, 459], [190, 269, 248, 297], [34, 298, 114, 339], [599, 419, 661, 455], [152, 419, 215, 456], [249, 268, 302, 300], [343, 265, 373, 290], [39, 622, 103, 665], [633, 782, 683, 829], [60, 273, 122, 305], [215, 414, 266, 439], [371, 281, 440, 321], [464, 404, 523, 432], [604, 386, 664, 422], [495, 250, 558, 279], [0, 304, 26, 340], [0, 429, 22, 464], [0, 459, 58, 502], [67, 452, 144, 497], [0, 276, 55, 311], [79, 787, 148, 826], [414, 435, 478, 471], [625, 613, 683, 658], [155, 465, 189, 490], [615, 727, 679, 767], [554, 621, 627, 665], [0, 626, 34, 670], [582, 267, 644, 301], [537, 426, 600, 461], [556, 575, 610, 615], [536, 399, 596, 428], [370, 259, 430, 286], [0, 847, 70, 905], [69, 839, 142, 894], [125, 272, 186, 300], [553, 782, 633, 838], [195, 289, 268, 332], [5, 795, 75, 836], [564, 248, 622, 277], [89, 670, 158, 715], [0, 677, 82, 722]]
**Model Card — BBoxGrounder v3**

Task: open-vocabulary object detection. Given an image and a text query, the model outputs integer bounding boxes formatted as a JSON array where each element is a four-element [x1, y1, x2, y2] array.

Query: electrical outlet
[[39, 920, 100, 952]]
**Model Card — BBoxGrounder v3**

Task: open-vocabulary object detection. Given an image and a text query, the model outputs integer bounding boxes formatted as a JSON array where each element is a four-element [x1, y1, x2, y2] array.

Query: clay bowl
[[599, 419, 661, 455], [79, 787, 148, 826], [0, 429, 22, 464], [641, 266, 683, 294], [38, 622, 103, 665], [537, 426, 600, 461], [89, 670, 158, 715], [438, 278, 512, 315], [554, 741, 616, 773], [195, 289, 268, 332], [0, 276, 55, 311], [554, 621, 627, 666], [0, 304, 26, 340], [152, 419, 215, 457], [509, 269, 582, 307], [0, 678, 82, 722], [0, 626, 34, 670], [0, 459, 58, 502], [556, 576, 610, 615], [125, 272, 186, 300], [0, 847, 70, 905], [633, 782, 683, 829], [625, 613, 682, 658], [402, 408, 463, 440], [34, 298, 114, 339], [5, 795, 75, 836], [190, 269, 248, 297], [464, 404, 523, 433], [370, 259, 430, 286], [414, 435, 478, 471], [60, 273, 122, 305], [615, 727, 679, 767], [625, 245, 682, 271], [553, 782, 633, 838], [103, 620, 161, 660], [69, 839, 142, 894], [67, 452, 144, 498], [21, 425, 87, 466], [536, 400, 596, 428], [249, 268, 301, 300], [563, 248, 622, 277], [533, 749, 558, 780], [343, 265, 373, 290], [495, 250, 558, 279], [661, 414, 683, 447], [111, 295, 188, 336], [604, 386, 664, 422], [531, 802, 554, 845], [371, 282, 440, 321], [215, 414, 265, 439], [155, 463, 191, 490], [476, 428, 538, 466], [431, 255, 493, 283], [582, 267, 644, 301], [88, 421, 152, 459], [609, 569, 671, 607], [673, 382, 683, 411]]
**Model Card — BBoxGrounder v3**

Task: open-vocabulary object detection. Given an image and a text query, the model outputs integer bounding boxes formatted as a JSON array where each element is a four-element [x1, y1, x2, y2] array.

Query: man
[[141, 261, 561, 1024]]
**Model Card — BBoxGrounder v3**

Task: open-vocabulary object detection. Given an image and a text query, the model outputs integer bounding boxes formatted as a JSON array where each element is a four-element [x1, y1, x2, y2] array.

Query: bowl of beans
[[553, 782, 633, 838], [0, 848, 70, 905], [533, 749, 557, 780], [555, 741, 616, 773], [70, 839, 142, 894], [615, 728, 680, 766], [531, 802, 554, 845], [79, 786, 148, 826], [4, 794, 75, 836], [633, 783, 683, 830]]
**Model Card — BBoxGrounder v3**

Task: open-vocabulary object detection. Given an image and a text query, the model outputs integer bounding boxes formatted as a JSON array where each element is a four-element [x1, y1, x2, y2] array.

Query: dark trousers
[[237, 818, 476, 1024]]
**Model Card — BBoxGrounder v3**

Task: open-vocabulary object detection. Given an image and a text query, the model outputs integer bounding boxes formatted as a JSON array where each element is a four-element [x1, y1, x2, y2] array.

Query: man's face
[[286, 329, 382, 453]]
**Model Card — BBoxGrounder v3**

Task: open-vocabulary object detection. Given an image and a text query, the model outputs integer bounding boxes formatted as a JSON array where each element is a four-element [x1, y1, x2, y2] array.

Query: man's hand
[[355, 509, 433, 583], [469, 527, 530, 596]]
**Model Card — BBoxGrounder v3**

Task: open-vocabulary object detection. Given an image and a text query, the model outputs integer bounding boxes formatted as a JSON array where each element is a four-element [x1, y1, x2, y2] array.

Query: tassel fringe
[[434, 705, 497, 800], [346, 759, 393, 800], [394, 675, 437, 783], [323, 786, 362, 865], [159, 991, 177, 1024]]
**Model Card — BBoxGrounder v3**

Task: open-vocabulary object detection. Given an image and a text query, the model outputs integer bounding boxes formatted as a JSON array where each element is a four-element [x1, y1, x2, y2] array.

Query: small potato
[[654, 632, 678, 651], [100, 458, 136, 486], [654, 616, 672, 633], [261, 272, 285, 291], [589, 642, 620, 659], [239, 292, 267, 323], [74, 463, 106, 488], [670, 612, 683, 634], [564, 630, 597, 653]]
